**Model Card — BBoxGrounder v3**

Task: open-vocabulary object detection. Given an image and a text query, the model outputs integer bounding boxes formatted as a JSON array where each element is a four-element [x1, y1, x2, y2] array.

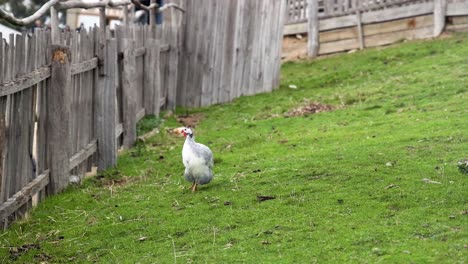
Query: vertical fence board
[[97, 39, 117, 171], [434, 0, 447, 36], [122, 39, 137, 148], [0, 33, 3, 84], [167, 24, 178, 110], [219, 0, 238, 103], [308, 0, 320, 57], [48, 45, 71, 194]]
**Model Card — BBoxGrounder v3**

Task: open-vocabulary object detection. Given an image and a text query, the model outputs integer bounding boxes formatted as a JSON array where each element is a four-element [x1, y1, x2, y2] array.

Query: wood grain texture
[[0, 171, 49, 221], [122, 39, 137, 148], [47, 45, 71, 194]]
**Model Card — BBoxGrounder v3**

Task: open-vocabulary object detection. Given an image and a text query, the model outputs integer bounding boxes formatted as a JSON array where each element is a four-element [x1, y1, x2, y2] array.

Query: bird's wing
[[195, 143, 214, 168]]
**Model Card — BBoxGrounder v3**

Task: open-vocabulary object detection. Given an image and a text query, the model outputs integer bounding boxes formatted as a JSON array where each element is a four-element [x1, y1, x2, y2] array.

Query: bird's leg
[[191, 183, 198, 192], [189, 182, 195, 191]]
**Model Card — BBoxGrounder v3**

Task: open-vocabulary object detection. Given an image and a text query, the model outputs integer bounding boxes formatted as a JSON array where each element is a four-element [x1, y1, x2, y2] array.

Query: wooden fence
[[0, 0, 287, 228], [176, 0, 287, 107], [285, 0, 468, 55], [0, 23, 179, 228]]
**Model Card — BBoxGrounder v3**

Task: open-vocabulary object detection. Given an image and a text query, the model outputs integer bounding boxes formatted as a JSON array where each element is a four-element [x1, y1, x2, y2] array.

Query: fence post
[[47, 45, 71, 194], [97, 39, 118, 170], [122, 39, 137, 148], [307, 0, 319, 57], [434, 0, 447, 37], [355, 10, 364, 50]]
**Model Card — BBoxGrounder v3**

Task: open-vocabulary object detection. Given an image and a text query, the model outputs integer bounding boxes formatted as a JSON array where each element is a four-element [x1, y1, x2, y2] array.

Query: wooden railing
[[286, 0, 435, 24]]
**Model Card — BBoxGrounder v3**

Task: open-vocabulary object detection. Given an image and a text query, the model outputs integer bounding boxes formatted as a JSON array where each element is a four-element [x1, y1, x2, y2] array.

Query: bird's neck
[[185, 135, 195, 144]]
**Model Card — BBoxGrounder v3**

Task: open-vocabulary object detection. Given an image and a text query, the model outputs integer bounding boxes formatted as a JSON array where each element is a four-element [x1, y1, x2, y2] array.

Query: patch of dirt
[[281, 32, 457, 62], [282, 35, 308, 62], [176, 113, 204, 128], [285, 102, 336, 117]]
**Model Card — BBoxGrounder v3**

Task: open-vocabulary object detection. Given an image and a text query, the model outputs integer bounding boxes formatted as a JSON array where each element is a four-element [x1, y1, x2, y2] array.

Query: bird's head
[[181, 127, 193, 138]]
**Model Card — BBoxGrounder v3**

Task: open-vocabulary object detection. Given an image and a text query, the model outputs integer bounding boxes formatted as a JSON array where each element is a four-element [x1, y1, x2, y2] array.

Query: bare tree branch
[[0, 0, 185, 26], [55, 0, 131, 10], [0, 0, 61, 26]]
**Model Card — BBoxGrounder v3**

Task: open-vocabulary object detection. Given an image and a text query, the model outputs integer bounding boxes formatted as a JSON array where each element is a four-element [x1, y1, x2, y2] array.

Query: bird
[[180, 127, 214, 192]]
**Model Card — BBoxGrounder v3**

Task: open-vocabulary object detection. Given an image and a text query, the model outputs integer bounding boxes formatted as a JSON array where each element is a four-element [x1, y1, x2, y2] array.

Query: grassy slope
[[1, 34, 467, 263]]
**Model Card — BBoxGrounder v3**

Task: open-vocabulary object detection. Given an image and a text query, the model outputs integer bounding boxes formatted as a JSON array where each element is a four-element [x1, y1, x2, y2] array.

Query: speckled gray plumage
[[182, 135, 214, 185]]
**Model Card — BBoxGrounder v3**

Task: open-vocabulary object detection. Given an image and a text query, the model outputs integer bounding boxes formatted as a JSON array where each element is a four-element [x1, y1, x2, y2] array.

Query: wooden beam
[[144, 39, 160, 115], [0, 171, 49, 220], [0, 66, 50, 97], [160, 44, 170, 52], [433, 0, 447, 37], [323, 2, 434, 31], [307, 0, 319, 57], [70, 57, 98, 75], [48, 45, 71, 194], [166, 25, 178, 110], [285, 2, 436, 35], [159, 96, 166, 108], [134, 47, 146, 57], [122, 39, 137, 148], [97, 38, 118, 171], [446, 3, 468, 16], [136, 108, 145, 121], [355, 10, 364, 50], [284, 22, 308, 35], [115, 123, 123, 138], [69, 140, 98, 170]]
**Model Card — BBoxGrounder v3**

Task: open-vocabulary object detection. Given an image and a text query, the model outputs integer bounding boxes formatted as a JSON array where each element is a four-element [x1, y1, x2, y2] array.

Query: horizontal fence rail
[[286, 0, 436, 25]]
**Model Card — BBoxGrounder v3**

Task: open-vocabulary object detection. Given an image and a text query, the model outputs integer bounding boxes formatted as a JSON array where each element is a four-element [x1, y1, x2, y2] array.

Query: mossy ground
[[1, 33, 467, 263]]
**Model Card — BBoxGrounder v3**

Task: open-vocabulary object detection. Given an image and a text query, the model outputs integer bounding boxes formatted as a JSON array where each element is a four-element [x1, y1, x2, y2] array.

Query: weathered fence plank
[[144, 39, 161, 116], [434, 0, 447, 36], [166, 25, 178, 110], [0, 67, 50, 97], [0, 97, 7, 205], [0, 171, 49, 221], [122, 39, 137, 148], [308, 0, 319, 57], [70, 57, 98, 75], [47, 45, 71, 194], [97, 38, 117, 171], [69, 140, 97, 170]]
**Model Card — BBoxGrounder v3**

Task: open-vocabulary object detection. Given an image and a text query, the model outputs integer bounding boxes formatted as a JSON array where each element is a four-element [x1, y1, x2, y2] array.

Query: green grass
[[1, 34, 467, 263]]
